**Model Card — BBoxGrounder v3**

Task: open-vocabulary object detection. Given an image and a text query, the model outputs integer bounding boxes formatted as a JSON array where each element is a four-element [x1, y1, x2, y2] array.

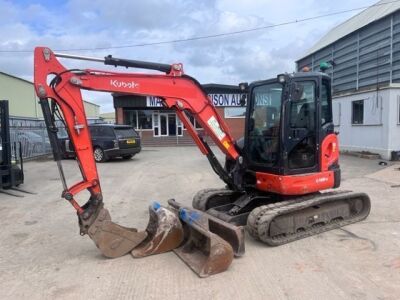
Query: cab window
[[248, 82, 283, 166]]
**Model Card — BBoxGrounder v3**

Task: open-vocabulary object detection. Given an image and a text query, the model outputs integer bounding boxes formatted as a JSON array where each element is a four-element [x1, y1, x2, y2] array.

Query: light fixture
[[238, 82, 248, 91], [277, 74, 287, 83]]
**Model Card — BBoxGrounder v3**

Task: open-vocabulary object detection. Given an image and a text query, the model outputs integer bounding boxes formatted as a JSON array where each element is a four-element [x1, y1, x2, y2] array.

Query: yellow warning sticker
[[223, 140, 231, 149]]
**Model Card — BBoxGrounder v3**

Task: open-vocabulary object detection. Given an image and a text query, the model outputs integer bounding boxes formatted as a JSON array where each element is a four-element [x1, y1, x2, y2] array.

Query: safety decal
[[207, 116, 226, 141]]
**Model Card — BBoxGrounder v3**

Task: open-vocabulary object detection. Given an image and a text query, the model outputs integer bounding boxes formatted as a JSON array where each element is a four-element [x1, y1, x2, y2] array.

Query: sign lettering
[[146, 94, 247, 107], [146, 96, 164, 107]]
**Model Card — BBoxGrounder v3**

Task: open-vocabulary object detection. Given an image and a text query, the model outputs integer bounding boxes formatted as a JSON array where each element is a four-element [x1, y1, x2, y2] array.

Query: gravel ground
[[0, 147, 399, 300]]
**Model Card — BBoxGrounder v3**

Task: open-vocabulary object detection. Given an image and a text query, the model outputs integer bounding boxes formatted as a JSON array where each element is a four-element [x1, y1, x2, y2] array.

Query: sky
[[0, 0, 378, 113]]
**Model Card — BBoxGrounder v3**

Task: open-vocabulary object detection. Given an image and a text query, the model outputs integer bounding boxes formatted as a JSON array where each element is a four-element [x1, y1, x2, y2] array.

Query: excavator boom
[[34, 47, 243, 221], [34, 47, 244, 275]]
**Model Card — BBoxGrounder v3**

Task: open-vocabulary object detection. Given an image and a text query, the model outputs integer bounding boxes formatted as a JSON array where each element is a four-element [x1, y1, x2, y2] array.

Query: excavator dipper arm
[[34, 47, 242, 258]]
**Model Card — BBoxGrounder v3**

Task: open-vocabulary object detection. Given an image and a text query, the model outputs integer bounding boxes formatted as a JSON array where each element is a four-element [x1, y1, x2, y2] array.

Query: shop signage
[[146, 94, 271, 108], [146, 94, 248, 107], [146, 96, 164, 107], [208, 94, 246, 107]]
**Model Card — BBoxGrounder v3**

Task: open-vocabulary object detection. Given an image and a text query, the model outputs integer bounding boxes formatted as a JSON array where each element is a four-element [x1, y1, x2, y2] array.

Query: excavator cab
[[196, 72, 370, 245], [244, 72, 338, 181]]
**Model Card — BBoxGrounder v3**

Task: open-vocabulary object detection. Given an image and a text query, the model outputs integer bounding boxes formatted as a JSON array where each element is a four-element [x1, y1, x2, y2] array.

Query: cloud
[[0, 0, 378, 112]]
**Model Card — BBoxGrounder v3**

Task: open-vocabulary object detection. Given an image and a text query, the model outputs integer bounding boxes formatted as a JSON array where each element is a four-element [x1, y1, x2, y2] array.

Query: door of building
[[153, 112, 183, 137], [168, 113, 176, 136], [159, 113, 168, 136]]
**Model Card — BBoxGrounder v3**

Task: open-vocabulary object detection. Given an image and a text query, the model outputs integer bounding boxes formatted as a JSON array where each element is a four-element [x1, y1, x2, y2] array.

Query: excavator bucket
[[202, 212, 245, 257], [131, 202, 184, 257], [168, 199, 245, 256], [87, 208, 148, 258], [167, 199, 241, 277], [174, 208, 233, 277]]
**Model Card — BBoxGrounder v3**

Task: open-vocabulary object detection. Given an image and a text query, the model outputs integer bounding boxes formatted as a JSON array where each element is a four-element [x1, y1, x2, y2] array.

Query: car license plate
[[127, 139, 136, 144]]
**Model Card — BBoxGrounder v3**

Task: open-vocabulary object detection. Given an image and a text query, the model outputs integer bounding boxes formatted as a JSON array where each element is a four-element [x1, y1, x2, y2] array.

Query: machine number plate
[[127, 139, 136, 144]]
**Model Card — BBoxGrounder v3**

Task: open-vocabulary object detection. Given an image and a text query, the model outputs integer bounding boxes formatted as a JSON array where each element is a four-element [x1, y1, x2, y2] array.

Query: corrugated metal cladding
[[297, 10, 400, 95]]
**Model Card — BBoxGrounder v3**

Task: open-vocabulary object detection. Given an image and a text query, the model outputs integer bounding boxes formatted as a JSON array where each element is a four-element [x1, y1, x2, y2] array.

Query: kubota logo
[[110, 79, 139, 89]]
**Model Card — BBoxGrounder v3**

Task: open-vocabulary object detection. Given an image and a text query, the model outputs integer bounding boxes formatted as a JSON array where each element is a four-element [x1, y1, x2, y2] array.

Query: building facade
[[100, 112, 116, 124], [114, 84, 246, 146], [296, 0, 400, 159], [0, 71, 100, 121], [0, 71, 101, 158]]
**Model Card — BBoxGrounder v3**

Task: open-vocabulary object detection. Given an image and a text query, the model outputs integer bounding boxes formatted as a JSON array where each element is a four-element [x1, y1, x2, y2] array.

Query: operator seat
[[295, 102, 314, 129], [289, 102, 316, 169]]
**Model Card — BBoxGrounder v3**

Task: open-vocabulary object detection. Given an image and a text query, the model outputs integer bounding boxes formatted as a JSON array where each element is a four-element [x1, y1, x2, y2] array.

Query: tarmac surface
[[0, 147, 399, 300]]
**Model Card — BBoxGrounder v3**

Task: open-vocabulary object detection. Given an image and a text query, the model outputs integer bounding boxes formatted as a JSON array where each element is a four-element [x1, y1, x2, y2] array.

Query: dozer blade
[[168, 199, 245, 257], [87, 208, 148, 258], [131, 203, 184, 258]]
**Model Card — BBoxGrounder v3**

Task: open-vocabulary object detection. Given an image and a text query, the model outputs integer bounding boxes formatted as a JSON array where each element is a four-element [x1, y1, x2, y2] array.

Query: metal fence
[[9, 118, 52, 159], [8, 117, 102, 159]]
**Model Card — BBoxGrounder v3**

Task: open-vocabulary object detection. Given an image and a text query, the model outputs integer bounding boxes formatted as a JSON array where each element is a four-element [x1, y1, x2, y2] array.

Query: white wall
[[333, 89, 392, 159], [388, 89, 400, 157]]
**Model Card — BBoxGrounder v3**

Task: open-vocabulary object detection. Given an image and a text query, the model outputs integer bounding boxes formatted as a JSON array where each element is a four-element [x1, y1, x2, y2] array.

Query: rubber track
[[247, 190, 371, 246], [192, 188, 235, 211]]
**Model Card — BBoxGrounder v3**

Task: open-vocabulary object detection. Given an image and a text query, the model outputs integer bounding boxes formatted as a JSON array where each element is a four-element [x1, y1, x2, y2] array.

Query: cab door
[[283, 79, 319, 175]]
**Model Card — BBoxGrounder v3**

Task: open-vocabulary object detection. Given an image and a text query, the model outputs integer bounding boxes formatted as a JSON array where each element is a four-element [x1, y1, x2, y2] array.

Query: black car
[[60, 124, 141, 162]]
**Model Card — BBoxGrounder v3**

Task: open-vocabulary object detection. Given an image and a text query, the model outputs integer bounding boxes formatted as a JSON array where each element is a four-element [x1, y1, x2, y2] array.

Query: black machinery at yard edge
[[0, 100, 24, 195]]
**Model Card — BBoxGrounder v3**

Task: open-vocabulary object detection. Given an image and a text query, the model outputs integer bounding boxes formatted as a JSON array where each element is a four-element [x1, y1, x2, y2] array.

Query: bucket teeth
[[87, 208, 147, 258], [131, 203, 184, 258]]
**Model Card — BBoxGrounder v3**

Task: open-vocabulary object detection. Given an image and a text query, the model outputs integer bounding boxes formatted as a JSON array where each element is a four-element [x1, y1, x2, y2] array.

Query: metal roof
[[298, 0, 400, 61], [0, 70, 100, 107], [0, 71, 34, 85]]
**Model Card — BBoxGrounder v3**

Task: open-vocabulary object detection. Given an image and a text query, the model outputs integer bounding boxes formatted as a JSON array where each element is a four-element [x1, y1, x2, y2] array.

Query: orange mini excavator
[[34, 47, 370, 276]]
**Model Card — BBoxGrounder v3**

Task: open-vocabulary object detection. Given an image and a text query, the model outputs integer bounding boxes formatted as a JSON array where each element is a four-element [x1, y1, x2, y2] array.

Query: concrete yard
[[0, 147, 399, 300]]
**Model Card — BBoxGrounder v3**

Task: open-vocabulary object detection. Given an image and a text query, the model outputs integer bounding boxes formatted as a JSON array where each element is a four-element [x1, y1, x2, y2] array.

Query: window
[[321, 80, 332, 125], [137, 111, 153, 129], [123, 110, 153, 129], [153, 112, 159, 136], [352, 100, 364, 125], [289, 81, 316, 129], [224, 107, 246, 118], [184, 111, 202, 129], [176, 116, 183, 136], [91, 126, 114, 137], [114, 127, 137, 138], [89, 126, 99, 136], [248, 82, 283, 166], [124, 110, 138, 128], [287, 81, 317, 169]]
